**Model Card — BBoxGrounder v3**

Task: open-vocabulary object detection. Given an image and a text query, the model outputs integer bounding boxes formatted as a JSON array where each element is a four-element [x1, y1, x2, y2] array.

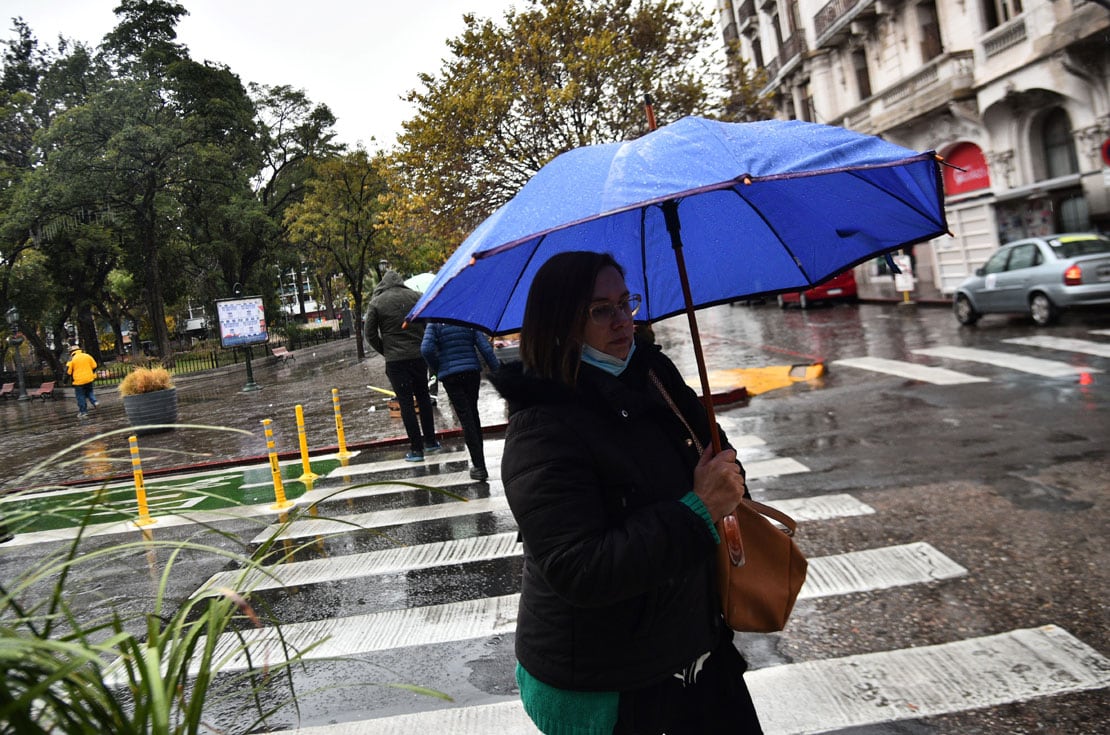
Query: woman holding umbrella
[[492, 251, 761, 733]]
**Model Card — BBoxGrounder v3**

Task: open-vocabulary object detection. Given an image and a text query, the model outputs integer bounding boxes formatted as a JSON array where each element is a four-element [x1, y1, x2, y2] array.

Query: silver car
[[953, 232, 1110, 326]]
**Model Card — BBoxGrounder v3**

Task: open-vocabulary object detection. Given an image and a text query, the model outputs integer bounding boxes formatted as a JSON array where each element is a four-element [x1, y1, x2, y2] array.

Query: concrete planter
[[122, 388, 178, 435]]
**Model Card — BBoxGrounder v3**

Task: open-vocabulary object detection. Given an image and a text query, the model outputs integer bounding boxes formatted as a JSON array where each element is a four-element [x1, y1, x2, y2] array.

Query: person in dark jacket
[[420, 323, 500, 481], [491, 251, 762, 734], [364, 270, 439, 461]]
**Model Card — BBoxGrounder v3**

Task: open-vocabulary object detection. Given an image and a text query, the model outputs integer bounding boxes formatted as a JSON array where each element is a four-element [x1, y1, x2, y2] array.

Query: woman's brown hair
[[519, 251, 624, 386]]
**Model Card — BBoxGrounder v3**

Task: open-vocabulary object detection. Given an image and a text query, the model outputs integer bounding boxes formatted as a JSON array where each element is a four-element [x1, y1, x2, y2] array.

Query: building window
[[1042, 108, 1078, 180], [852, 49, 872, 100], [918, 2, 943, 62], [1058, 195, 1089, 232]]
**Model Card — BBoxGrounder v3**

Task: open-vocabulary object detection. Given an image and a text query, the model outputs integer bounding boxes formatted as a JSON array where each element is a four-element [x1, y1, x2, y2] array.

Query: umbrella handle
[[721, 512, 745, 566]]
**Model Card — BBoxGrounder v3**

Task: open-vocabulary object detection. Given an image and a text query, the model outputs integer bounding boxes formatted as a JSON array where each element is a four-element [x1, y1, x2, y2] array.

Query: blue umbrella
[[408, 115, 947, 563], [409, 117, 945, 421]]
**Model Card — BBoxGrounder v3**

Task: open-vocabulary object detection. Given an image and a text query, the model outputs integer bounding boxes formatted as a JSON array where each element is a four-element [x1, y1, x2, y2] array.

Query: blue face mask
[[580, 340, 636, 377]]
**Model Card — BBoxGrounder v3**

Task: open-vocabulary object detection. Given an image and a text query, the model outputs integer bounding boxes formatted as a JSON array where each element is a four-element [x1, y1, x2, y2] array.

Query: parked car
[[953, 233, 1110, 326], [777, 270, 858, 309]]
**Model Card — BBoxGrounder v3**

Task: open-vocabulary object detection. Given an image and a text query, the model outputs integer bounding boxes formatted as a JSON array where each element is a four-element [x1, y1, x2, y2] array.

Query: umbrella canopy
[[408, 116, 946, 334], [404, 272, 436, 293]]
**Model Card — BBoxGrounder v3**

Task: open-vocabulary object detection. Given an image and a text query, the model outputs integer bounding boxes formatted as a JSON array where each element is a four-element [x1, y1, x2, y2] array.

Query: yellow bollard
[[262, 418, 295, 511], [129, 436, 156, 527], [332, 388, 355, 459], [294, 404, 319, 485]]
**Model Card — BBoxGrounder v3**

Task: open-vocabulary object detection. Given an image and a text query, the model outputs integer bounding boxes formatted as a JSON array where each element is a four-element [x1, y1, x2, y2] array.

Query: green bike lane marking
[[1, 457, 344, 533]]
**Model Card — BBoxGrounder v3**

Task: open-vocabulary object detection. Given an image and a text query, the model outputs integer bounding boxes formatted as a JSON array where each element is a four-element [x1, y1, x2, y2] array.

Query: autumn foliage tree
[[284, 150, 390, 359], [386, 0, 767, 258]]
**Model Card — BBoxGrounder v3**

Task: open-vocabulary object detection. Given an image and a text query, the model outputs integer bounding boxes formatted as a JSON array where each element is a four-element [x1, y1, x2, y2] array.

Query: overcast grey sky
[[3, 0, 520, 149]]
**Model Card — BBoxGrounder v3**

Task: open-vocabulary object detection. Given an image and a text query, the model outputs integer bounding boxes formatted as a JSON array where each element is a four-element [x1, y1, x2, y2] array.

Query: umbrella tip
[[743, 175, 752, 185], [469, 257, 477, 266], [935, 154, 944, 162]]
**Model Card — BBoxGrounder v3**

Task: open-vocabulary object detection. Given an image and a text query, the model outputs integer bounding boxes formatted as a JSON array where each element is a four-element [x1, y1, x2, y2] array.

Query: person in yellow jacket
[[66, 344, 99, 418]]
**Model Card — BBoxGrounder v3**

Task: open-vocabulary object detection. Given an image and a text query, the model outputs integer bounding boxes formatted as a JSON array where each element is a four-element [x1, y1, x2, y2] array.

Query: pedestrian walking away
[[490, 252, 762, 734], [66, 344, 99, 418], [421, 322, 500, 481], [364, 270, 439, 461]]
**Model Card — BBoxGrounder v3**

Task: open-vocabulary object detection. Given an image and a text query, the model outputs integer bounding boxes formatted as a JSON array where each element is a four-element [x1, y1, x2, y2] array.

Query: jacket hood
[[489, 361, 577, 415], [372, 269, 407, 297], [490, 339, 664, 416]]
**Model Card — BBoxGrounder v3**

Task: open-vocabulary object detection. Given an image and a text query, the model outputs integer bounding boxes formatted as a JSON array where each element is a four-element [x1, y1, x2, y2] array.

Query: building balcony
[[981, 16, 1027, 59], [871, 50, 974, 130], [813, 0, 884, 47]]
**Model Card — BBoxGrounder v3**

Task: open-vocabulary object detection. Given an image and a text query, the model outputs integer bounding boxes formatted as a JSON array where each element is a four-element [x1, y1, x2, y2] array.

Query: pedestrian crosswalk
[[834, 332, 1108, 384], [184, 405, 1107, 732], [9, 328, 1107, 732]]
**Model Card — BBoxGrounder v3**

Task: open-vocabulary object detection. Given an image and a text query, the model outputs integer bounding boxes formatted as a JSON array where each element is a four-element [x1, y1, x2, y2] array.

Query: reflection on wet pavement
[[0, 339, 508, 491]]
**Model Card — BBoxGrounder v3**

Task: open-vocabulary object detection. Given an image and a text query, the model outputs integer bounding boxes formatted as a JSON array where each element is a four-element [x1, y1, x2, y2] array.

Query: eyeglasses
[[587, 294, 642, 325]]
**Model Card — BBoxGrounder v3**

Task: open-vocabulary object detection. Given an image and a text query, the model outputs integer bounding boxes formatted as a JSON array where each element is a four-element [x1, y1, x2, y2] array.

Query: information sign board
[[215, 297, 268, 348]]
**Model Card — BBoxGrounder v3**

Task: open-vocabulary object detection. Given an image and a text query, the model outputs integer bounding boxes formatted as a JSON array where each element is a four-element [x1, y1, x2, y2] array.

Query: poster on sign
[[893, 254, 915, 292], [216, 296, 268, 348]]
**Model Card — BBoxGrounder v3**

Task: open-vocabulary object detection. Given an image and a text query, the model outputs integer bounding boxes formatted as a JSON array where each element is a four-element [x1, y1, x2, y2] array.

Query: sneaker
[[469, 467, 489, 481], [77, 412, 89, 419], [424, 442, 443, 454], [90, 400, 98, 409], [404, 452, 424, 462]]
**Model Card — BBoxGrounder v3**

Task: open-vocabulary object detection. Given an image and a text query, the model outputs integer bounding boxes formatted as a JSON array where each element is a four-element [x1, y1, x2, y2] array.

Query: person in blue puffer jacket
[[420, 323, 501, 480]]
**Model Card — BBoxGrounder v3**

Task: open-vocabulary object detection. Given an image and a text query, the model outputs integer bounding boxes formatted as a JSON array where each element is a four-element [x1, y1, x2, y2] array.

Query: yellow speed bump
[[687, 363, 825, 402]]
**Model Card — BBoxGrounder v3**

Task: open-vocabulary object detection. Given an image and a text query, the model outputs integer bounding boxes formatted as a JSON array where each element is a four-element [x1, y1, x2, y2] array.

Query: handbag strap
[[648, 369, 704, 456], [649, 369, 744, 564]]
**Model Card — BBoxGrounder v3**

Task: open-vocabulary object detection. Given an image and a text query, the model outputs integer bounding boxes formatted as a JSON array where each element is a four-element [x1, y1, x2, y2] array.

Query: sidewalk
[[0, 338, 508, 493]]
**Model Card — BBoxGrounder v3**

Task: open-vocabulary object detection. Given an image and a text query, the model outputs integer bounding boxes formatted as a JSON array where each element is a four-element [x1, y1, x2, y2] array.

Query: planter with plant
[[118, 365, 178, 435]]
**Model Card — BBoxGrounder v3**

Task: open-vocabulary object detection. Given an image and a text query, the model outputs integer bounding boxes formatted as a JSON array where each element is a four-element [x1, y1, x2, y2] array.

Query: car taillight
[[1063, 264, 1082, 286]]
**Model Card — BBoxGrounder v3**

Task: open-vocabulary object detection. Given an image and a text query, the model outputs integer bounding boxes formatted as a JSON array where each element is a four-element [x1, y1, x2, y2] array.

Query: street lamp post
[[6, 306, 28, 401]]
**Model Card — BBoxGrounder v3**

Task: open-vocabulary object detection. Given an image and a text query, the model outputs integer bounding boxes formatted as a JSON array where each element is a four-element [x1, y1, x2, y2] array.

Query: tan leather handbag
[[649, 369, 808, 632], [716, 500, 808, 632]]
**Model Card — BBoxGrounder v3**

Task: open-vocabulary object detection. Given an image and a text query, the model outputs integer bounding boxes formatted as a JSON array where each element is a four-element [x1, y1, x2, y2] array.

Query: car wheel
[[777, 295, 787, 309], [799, 293, 809, 309], [1030, 292, 1057, 326], [954, 294, 980, 326]]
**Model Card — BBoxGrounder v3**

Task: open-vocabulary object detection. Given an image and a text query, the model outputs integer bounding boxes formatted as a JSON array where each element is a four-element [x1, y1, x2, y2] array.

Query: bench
[[271, 346, 295, 362], [0, 382, 14, 399], [27, 381, 57, 400]]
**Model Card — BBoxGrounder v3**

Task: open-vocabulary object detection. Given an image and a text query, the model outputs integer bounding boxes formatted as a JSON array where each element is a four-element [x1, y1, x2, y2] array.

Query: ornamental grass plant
[[0, 428, 454, 734], [118, 365, 175, 396]]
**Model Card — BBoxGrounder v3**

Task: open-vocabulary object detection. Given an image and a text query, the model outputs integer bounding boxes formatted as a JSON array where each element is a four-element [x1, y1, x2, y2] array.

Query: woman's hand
[[692, 447, 747, 522]]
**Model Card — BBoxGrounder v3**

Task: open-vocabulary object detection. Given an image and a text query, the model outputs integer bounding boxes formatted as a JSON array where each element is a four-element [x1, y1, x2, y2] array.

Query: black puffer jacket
[[492, 341, 732, 692]]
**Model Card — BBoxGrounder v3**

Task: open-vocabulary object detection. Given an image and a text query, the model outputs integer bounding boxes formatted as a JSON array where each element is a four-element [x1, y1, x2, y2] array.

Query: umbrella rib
[[724, 186, 814, 285], [490, 235, 549, 334], [845, 160, 946, 230]]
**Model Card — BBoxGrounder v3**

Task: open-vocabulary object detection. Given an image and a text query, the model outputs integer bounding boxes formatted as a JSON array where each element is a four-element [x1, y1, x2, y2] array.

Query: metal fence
[[1, 329, 350, 391]]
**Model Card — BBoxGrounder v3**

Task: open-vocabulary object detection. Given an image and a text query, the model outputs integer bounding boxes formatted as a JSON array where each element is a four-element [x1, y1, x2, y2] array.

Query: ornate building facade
[[718, 0, 1110, 300]]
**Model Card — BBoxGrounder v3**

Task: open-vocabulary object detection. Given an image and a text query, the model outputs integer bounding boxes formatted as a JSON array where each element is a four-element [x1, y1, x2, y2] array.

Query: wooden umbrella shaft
[[662, 199, 744, 567], [661, 199, 721, 454]]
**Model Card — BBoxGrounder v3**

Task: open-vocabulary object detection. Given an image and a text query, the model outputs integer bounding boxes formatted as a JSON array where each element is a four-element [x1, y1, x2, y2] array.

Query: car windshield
[[1047, 235, 1110, 259]]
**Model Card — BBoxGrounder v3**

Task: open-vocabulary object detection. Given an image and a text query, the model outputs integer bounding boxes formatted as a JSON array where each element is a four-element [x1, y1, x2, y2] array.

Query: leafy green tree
[[721, 41, 774, 123], [284, 150, 390, 359], [32, 1, 258, 360], [389, 0, 725, 252]]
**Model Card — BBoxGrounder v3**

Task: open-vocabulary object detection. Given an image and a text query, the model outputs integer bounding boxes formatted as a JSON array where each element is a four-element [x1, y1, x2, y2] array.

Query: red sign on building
[[942, 142, 991, 195]]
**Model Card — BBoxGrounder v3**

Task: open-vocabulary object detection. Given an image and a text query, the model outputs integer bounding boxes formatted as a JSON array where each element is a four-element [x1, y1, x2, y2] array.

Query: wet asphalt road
[[1, 301, 1107, 733]]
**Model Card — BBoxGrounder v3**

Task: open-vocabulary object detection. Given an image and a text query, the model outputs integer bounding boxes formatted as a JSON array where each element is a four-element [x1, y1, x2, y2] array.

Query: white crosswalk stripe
[[262, 626, 1110, 734], [1003, 335, 1110, 359], [833, 356, 989, 384], [913, 345, 1101, 377], [250, 495, 512, 543]]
